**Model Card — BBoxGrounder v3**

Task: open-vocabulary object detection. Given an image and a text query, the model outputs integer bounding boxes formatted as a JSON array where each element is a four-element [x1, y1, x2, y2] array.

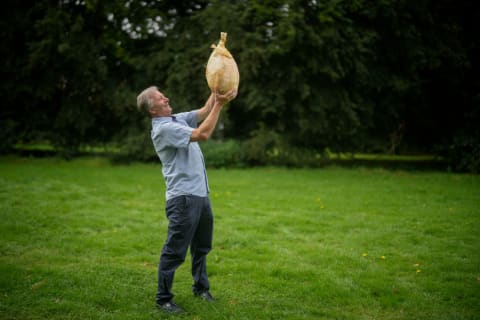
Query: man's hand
[[197, 89, 237, 123], [213, 89, 238, 107]]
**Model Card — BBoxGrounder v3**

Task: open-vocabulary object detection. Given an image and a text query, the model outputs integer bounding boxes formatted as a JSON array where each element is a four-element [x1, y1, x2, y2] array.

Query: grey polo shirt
[[151, 111, 209, 200]]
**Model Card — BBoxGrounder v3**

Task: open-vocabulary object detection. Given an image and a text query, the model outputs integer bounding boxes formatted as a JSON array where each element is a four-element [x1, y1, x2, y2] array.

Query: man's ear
[[149, 108, 157, 116]]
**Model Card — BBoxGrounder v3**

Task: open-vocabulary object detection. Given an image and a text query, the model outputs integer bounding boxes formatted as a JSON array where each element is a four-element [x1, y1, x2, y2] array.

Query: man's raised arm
[[191, 89, 237, 142], [196, 93, 215, 123]]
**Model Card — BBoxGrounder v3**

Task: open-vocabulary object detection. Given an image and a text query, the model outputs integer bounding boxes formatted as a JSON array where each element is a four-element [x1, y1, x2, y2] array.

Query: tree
[[1, 0, 478, 171]]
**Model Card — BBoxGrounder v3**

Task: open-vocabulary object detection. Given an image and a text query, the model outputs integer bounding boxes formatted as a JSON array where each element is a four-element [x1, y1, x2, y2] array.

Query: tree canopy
[[1, 0, 478, 169]]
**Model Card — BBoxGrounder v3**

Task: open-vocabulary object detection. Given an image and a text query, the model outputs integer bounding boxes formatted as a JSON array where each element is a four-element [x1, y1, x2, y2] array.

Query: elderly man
[[136, 86, 237, 313]]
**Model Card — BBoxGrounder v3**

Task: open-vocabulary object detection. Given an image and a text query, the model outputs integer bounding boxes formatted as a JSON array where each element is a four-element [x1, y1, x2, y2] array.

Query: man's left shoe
[[156, 300, 183, 314], [194, 291, 215, 302]]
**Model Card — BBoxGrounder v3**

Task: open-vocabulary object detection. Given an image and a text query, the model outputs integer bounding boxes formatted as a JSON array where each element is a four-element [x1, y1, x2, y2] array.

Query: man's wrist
[[213, 101, 224, 109]]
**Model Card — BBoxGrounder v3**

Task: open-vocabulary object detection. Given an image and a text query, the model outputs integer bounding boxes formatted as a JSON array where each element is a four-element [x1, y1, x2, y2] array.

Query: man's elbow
[[198, 132, 210, 141], [191, 129, 210, 142]]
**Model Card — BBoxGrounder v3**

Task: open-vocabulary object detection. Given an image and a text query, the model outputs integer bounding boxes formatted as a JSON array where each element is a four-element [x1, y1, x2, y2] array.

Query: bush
[[242, 128, 281, 166], [202, 139, 246, 168], [113, 128, 157, 163], [0, 119, 17, 154], [440, 131, 480, 173], [243, 128, 327, 167]]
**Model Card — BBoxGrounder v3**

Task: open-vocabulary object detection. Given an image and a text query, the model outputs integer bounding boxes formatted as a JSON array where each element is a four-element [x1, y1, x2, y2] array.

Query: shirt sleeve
[[152, 121, 193, 150], [175, 111, 198, 128]]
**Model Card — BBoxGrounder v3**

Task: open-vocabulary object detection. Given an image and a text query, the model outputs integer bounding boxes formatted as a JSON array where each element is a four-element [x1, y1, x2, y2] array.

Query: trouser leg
[[156, 196, 196, 304], [191, 197, 213, 294]]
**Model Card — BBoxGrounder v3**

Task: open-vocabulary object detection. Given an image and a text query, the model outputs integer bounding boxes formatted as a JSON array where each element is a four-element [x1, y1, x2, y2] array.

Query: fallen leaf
[[32, 280, 46, 291]]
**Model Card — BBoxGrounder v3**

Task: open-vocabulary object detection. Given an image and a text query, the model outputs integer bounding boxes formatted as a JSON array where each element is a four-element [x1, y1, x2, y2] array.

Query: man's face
[[149, 90, 172, 117]]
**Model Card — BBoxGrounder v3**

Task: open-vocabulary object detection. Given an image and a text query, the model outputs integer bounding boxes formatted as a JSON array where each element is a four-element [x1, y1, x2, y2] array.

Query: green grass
[[0, 156, 479, 319]]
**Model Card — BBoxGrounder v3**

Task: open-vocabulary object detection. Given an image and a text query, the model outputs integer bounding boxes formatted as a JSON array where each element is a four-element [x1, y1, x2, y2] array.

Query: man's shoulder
[[175, 110, 197, 119], [175, 111, 198, 128], [152, 117, 169, 129], [151, 118, 175, 138]]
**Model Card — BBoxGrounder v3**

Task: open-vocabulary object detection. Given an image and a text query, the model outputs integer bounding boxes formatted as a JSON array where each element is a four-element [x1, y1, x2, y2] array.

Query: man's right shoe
[[194, 291, 215, 302], [156, 300, 183, 314]]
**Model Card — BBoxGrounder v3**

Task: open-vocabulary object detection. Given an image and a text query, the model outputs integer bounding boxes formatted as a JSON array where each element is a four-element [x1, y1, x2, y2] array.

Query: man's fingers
[[212, 89, 237, 104]]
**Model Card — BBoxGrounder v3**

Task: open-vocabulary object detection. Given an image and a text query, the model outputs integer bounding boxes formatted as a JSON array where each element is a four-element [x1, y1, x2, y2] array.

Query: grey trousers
[[156, 195, 213, 304]]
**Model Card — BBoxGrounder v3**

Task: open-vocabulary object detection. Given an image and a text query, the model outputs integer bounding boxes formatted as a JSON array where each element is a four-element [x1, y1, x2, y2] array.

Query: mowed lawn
[[0, 156, 479, 319]]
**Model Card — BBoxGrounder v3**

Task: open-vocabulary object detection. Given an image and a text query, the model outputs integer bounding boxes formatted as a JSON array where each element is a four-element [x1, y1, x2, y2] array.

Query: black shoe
[[194, 291, 215, 302], [156, 301, 183, 314]]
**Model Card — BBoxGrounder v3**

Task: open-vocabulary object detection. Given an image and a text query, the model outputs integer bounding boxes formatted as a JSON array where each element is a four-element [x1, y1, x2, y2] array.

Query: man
[[136, 86, 237, 314]]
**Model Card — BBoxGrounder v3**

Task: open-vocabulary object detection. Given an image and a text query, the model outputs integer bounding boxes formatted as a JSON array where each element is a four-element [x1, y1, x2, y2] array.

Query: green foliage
[[114, 128, 157, 164], [436, 97, 480, 173], [440, 131, 480, 174], [1, 0, 478, 171], [0, 119, 17, 154], [202, 139, 246, 168]]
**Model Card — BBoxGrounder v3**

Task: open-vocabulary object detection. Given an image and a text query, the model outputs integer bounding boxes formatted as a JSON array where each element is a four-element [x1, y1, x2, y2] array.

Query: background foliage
[[1, 0, 479, 171]]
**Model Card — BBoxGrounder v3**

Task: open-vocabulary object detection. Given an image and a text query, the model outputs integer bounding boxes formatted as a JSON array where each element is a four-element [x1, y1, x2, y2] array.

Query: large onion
[[205, 32, 240, 94]]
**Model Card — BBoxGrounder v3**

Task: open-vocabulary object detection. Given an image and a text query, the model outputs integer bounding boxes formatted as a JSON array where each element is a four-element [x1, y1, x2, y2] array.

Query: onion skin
[[206, 32, 240, 94]]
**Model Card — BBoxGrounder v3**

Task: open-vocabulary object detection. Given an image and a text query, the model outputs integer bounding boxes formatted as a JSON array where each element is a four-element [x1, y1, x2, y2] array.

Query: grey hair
[[136, 86, 158, 115]]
